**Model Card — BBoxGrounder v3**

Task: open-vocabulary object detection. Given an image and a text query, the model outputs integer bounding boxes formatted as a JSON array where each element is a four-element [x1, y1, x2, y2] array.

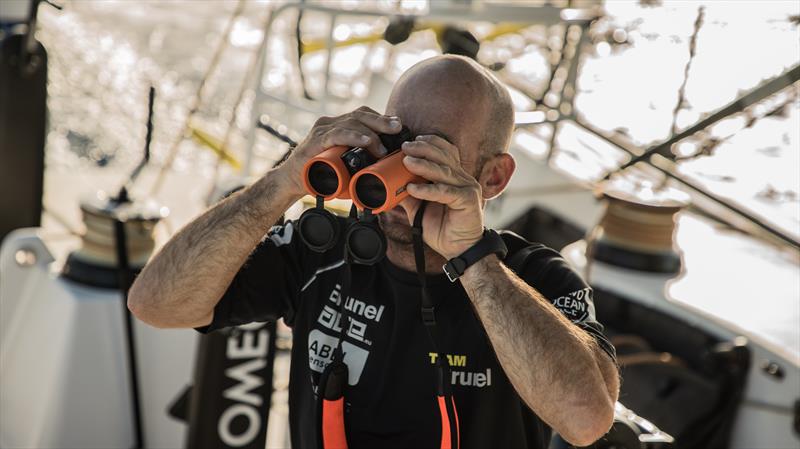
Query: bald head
[[379, 55, 517, 248], [386, 55, 514, 174]]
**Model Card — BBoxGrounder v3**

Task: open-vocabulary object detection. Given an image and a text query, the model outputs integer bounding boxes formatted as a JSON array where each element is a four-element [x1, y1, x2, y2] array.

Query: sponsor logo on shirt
[[428, 352, 467, 367], [428, 352, 492, 388], [451, 369, 492, 388], [267, 222, 294, 246], [308, 329, 369, 386], [316, 284, 385, 346], [329, 284, 385, 324], [552, 287, 591, 323], [308, 285, 383, 387]]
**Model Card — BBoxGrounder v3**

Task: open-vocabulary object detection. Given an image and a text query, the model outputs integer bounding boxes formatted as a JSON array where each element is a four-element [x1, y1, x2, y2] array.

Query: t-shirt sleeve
[[196, 220, 306, 333], [508, 244, 617, 363]]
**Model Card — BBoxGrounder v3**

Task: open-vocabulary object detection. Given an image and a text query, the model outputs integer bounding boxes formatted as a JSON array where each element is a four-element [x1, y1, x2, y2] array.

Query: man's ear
[[478, 153, 515, 200]]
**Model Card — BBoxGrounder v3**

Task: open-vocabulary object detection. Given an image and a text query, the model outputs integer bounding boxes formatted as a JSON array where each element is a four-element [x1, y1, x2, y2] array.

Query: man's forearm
[[460, 255, 619, 446], [128, 166, 302, 328], [129, 105, 402, 328]]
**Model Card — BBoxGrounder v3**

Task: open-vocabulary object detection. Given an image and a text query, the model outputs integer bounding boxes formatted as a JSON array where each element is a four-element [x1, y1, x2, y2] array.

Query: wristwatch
[[442, 229, 508, 282]]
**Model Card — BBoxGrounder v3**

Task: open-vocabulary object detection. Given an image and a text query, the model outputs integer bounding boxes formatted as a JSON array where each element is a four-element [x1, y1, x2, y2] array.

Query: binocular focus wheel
[[297, 208, 340, 253], [345, 221, 386, 266]]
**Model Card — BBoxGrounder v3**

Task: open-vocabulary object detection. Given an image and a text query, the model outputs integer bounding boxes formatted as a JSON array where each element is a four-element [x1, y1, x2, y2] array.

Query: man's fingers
[[355, 105, 379, 114], [415, 135, 460, 163], [296, 107, 401, 166], [398, 196, 422, 226], [406, 182, 475, 209], [313, 115, 335, 127], [403, 155, 465, 185], [336, 119, 385, 155], [401, 140, 453, 166], [351, 109, 402, 135], [320, 127, 372, 151]]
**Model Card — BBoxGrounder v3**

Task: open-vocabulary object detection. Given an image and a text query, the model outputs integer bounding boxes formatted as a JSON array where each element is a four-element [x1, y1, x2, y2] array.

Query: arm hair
[[128, 166, 301, 328]]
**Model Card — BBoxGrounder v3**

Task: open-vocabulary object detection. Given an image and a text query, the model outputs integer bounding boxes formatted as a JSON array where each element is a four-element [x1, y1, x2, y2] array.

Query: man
[[129, 55, 619, 448]]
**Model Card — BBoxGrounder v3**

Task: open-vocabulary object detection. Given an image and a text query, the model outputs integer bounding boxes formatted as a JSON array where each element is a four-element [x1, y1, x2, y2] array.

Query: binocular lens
[[308, 162, 340, 197], [353, 174, 387, 210]]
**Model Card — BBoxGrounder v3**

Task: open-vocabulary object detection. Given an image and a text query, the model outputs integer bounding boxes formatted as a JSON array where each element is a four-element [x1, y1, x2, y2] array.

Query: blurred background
[[1, 1, 798, 448]]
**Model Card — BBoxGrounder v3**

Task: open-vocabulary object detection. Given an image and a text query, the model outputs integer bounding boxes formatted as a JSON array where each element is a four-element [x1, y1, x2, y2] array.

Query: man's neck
[[385, 238, 447, 275]]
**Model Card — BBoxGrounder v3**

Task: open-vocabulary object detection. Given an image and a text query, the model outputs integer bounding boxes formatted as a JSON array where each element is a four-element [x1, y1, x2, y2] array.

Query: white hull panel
[[0, 229, 197, 449]]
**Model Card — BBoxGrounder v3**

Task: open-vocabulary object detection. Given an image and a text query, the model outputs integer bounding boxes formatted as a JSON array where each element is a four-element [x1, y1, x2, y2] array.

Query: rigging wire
[[257, 119, 298, 148], [673, 85, 799, 163], [204, 4, 274, 204], [669, 6, 705, 137], [296, 0, 313, 100], [149, 0, 248, 196]]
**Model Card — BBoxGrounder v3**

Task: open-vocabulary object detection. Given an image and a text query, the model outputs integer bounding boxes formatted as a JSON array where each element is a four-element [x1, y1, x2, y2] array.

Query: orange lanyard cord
[[319, 208, 357, 449], [413, 202, 460, 449]]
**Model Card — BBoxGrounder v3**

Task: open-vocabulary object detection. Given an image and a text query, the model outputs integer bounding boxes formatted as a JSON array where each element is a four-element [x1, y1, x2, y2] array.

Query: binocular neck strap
[[318, 204, 376, 449], [333, 261, 351, 361], [328, 203, 358, 362], [334, 203, 357, 360], [412, 203, 441, 373], [411, 202, 431, 313], [412, 202, 460, 449], [318, 255, 351, 449]]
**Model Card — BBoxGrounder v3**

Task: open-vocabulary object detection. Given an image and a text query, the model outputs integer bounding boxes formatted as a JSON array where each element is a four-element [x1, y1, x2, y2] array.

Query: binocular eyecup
[[298, 196, 385, 265], [297, 196, 341, 253], [343, 211, 385, 265]]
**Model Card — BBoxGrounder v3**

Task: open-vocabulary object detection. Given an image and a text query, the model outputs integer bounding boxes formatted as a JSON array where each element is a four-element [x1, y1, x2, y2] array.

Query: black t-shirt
[[199, 218, 616, 449]]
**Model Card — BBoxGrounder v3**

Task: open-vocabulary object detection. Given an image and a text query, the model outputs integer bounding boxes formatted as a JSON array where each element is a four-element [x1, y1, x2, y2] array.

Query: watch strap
[[442, 229, 508, 282]]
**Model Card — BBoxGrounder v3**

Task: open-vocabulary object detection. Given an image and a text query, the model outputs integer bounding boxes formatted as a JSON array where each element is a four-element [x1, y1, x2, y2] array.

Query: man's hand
[[281, 106, 402, 197], [399, 134, 618, 445], [400, 135, 484, 260]]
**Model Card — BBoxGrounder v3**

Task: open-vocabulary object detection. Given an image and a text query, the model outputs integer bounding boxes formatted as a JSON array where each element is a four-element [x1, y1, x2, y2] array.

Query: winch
[[588, 179, 690, 274]]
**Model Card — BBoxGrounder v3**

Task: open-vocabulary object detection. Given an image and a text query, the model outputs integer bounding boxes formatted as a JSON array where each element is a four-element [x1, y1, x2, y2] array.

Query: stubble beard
[[378, 209, 447, 273], [378, 212, 414, 245]]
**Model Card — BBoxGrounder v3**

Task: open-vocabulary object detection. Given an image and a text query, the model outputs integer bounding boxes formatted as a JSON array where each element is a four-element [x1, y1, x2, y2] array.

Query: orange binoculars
[[301, 126, 421, 213]]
